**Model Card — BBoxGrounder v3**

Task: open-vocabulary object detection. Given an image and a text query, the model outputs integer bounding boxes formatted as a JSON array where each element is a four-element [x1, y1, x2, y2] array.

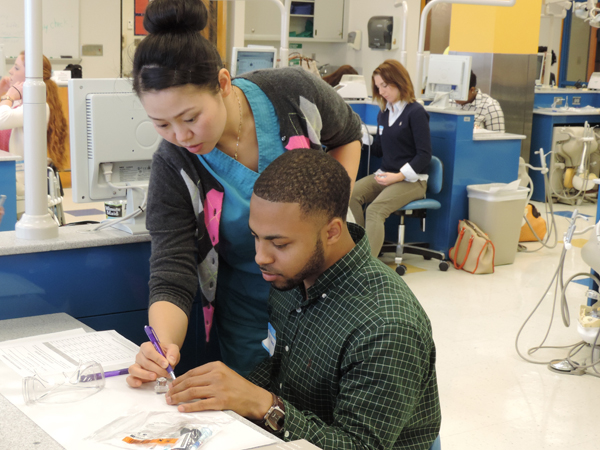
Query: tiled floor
[[60, 192, 600, 449], [386, 200, 600, 450]]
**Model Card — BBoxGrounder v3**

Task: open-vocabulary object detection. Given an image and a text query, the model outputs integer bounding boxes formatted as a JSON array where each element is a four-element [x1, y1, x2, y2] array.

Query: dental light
[[573, 0, 600, 27], [544, 0, 572, 18]]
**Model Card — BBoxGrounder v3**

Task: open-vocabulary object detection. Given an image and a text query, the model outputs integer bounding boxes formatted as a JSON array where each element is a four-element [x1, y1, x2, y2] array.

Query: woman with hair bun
[[127, 0, 361, 385]]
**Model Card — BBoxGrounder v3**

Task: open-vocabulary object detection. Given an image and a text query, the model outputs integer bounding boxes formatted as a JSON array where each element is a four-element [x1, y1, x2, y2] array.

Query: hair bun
[[143, 0, 208, 34]]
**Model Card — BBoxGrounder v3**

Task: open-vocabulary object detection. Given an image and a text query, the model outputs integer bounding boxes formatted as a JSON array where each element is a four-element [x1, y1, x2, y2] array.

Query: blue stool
[[380, 156, 448, 276], [430, 435, 441, 450]]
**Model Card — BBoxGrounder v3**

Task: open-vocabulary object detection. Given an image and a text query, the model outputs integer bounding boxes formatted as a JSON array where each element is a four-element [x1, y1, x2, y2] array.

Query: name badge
[[378, 125, 384, 135], [262, 322, 276, 357]]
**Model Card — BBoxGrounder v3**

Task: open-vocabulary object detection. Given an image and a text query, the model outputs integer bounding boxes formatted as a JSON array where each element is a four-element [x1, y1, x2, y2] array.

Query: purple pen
[[144, 325, 177, 381], [104, 368, 129, 378], [79, 367, 128, 382]]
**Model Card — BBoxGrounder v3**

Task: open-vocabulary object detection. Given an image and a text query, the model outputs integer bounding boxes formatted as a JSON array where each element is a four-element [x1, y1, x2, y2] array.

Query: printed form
[[0, 329, 138, 377]]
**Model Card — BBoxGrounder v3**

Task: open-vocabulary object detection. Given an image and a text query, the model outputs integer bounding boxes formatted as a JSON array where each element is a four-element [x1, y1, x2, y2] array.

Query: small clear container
[[155, 376, 169, 394]]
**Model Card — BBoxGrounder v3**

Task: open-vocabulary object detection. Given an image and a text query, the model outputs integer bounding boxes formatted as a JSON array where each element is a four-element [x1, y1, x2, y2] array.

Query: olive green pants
[[349, 175, 427, 257]]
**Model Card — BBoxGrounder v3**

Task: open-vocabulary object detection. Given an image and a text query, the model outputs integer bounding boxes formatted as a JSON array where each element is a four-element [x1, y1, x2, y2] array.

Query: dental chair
[[549, 121, 600, 205]]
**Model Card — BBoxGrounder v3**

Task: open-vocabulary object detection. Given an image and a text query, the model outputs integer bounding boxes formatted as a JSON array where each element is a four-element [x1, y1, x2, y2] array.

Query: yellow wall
[[449, 0, 542, 54]]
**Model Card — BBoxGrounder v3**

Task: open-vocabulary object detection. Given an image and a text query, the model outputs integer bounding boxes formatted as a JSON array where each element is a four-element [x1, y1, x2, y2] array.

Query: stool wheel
[[396, 265, 407, 276], [439, 261, 449, 272], [423, 256, 432, 260]]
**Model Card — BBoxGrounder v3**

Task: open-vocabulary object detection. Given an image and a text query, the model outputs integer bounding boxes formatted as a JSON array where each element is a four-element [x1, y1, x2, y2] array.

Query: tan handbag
[[449, 220, 495, 274]]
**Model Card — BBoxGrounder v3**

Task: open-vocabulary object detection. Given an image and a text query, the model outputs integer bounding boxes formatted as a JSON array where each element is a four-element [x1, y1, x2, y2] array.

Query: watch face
[[266, 407, 285, 431]]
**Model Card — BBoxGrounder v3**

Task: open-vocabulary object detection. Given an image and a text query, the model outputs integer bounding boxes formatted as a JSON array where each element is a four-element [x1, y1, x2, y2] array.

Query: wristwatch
[[0, 96, 13, 105], [260, 392, 285, 432]]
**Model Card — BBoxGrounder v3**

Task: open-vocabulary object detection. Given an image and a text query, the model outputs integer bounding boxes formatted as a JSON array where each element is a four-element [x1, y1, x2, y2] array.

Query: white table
[[0, 313, 278, 449]]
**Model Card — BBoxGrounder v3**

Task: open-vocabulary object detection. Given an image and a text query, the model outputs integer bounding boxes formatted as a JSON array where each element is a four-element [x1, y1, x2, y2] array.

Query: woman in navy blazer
[[349, 59, 432, 257]]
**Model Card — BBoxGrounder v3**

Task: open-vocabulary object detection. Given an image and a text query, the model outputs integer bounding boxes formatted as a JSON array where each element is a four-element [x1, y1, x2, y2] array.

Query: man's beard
[[270, 237, 325, 291]]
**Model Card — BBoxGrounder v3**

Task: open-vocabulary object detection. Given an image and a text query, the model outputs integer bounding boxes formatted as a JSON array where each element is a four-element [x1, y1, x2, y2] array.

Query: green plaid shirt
[[247, 223, 441, 450]]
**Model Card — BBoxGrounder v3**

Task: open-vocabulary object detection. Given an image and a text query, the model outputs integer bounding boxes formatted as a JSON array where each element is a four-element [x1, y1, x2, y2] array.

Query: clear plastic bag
[[87, 410, 232, 449]]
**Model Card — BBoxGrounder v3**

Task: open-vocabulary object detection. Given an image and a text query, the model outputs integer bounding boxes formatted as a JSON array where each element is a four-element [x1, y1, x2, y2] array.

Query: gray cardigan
[[147, 67, 362, 340]]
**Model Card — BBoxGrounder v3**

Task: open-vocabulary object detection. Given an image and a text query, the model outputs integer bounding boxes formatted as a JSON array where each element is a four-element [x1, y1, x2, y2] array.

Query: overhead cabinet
[[245, 0, 345, 43]]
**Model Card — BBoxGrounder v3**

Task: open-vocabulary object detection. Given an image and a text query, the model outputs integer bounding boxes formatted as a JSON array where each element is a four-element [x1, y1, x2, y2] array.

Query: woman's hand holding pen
[[126, 341, 180, 387], [375, 171, 405, 186], [165, 361, 273, 419]]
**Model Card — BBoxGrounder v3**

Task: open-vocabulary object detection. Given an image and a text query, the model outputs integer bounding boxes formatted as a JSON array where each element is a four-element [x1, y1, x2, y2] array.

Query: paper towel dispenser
[[368, 16, 400, 50]]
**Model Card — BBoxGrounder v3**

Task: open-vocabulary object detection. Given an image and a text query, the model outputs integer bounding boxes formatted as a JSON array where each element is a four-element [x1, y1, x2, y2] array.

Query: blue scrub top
[[198, 78, 286, 375]]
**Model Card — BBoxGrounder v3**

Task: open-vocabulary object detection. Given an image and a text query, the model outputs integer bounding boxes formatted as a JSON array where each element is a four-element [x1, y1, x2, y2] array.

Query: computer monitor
[[230, 47, 277, 77], [68, 78, 161, 234], [334, 75, 368, 101], [423, 54, 472, 109]]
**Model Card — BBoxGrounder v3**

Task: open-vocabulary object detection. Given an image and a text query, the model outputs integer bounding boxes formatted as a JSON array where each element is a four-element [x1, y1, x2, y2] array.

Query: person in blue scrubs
[[126, 0, 361, 386]]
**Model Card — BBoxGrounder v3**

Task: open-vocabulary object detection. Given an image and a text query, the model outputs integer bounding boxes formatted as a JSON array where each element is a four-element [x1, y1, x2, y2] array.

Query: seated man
[[164, 149, 441, 450], [453, 71, 505, 132]]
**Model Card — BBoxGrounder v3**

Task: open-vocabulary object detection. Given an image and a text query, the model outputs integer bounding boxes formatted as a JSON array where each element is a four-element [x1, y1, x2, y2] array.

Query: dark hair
[[372, 59, 415, 109], [253, 149, 351, 223], [132, 0, 223, 95], [469, 71, 477, 90], [322, 65, 358, 87]]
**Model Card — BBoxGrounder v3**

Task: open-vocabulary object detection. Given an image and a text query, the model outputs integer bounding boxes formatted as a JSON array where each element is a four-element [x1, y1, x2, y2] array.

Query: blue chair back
[[427, 156, 443, 195], [430, 434, 441, 450]]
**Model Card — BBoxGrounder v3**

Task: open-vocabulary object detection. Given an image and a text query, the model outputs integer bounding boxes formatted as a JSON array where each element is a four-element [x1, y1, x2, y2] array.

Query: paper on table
[[0, 329, 138, 377], [0, 330, 277, 450]]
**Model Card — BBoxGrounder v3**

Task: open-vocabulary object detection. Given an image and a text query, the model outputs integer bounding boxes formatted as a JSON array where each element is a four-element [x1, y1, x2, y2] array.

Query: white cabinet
[[245, 0, 345, 43], [313, 0, 344, 41], [245, 1, 282, 40]]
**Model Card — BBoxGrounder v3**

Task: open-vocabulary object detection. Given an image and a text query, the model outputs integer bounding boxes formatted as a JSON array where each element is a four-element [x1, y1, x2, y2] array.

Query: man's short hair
[[469, 71, 477, 90], [253, 149, 351, 222]]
